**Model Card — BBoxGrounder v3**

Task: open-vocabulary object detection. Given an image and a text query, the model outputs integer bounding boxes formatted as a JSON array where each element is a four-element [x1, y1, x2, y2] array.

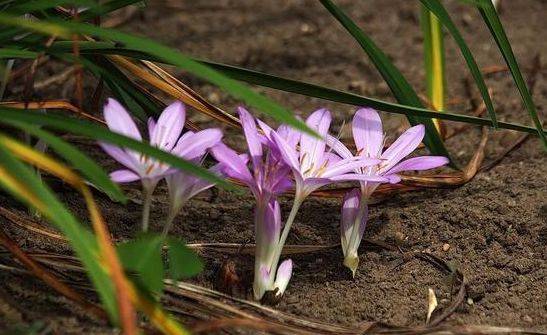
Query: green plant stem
[[141, 183, 153, 232]]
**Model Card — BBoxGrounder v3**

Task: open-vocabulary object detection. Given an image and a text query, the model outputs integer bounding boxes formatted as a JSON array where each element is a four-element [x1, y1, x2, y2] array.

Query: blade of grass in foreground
[[0, 13, 318, 138], [0, 142, 120, 322], [475, 0, 545, 147], [420, 0, 497, 128], [319, 0, 450, 160], [420, 3, 445, 133]]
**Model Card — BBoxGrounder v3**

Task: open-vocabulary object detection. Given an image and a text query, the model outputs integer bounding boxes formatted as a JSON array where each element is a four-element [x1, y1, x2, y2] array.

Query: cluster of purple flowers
[[101, 99, 448, 300]]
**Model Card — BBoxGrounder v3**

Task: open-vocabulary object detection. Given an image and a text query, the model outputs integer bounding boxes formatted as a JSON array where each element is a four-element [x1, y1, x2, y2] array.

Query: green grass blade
[[2, 120, 126, 202], [420, 3, 445, 123], [0, 13, 317, 138], [0, 142, 119, 322], [319, 0, 450, 160], [0, 106, 232, 189], [476, 0, 545, 147], [420, 0, 497, 128], [201, 61, 545, 136]]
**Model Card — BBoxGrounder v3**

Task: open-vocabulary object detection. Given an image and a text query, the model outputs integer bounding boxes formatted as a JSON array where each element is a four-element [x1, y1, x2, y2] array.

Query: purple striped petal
[[277, 124, 301, 148], [147, 117, 156, 136], [264, 200, 281, 243], [99, 142, 138, 171], [353, 108, 383, 157], [271, 131, 300, 172], [103, 98, 142, 141], [150, 101, 185, 150], [274, 259, 293, 296], [387, 156, 449, 175], [330, 174, 388, 183], [211, 143, 253, 183], [238, 107, 263, 173], [300, 109, 331, 172], [380, 124, 425, 172], [174, 128, 223, 160], [110, 169, 140, 183], [341, 188, 360, 243], [326, 134, 353, 159], [321, 157, 380, 178]]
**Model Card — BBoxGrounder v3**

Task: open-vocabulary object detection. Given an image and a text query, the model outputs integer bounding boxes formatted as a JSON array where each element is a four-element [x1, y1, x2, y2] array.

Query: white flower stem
[[268, 194, 304, 278], [161, 209, 179, 238], [253, 202, 268, 300]]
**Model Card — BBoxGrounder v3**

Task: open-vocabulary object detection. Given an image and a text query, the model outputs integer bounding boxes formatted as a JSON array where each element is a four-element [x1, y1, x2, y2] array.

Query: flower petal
[[99, 142, 138, 171], [326, 134, 353, 159], [150, 101, 185, 150], [341, 188, 360, 251], [264, 200, 281, 243], [211, 143, 253, 183], [321, 157, 381, 178], [103, 98, 141, 141], [174, 128, 223, 160], [238, 107, 263, 172], [353, 108, 383, 157], [274, 259, 293, 297], [380, 124, 425, 172], [329, 174, 389, 183], [300, 109, 331, 172], [110, 169, 140, 183], [147, 117, 156, 136], [271, 131, 300, 172], [387, 156, 449, 175]]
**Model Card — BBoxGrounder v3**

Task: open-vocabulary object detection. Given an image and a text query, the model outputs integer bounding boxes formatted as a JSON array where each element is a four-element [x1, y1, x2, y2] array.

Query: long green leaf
[[0, 13, 317, 138], [420, 0, 497, 128], [475, 0, 545, 147], [0, 106, 232, 189], [0, 142, 119, 322], [202, 61, 545, 136], [2, 120, 126, 202], [319, 0, 450, 160], [30, 42, 545, 135]]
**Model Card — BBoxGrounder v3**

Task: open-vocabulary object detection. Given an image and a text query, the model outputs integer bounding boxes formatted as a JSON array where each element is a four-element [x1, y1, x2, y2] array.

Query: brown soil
[[1, 0, 546, 334]]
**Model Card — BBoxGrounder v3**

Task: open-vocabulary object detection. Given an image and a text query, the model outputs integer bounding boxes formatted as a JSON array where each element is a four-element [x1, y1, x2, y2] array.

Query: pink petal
[[150, 101, 185, 151], [341, 188, 360, 238], [387, 156, 449, 175], [103, 98, 142, 141], [211, 143, 253, 183], [274, 259, 293, 297], [321, 157, 380, 178], [300, 109, 331, 172], [147, 117, 156, 136], [256, 118, 275, 141], [110, 169, 140, 183], [352, 108, 383, 157], [264, 200, 281, 243], [174, 128, 223, 160], [326, 134, 353, 159], [99, 142, 138, 171], [330, 174, 389, 183], [238, 107, 263, 172], [301, 177, 331, 195], [277, 124, 300, 148], [271, 131, 300, 172], [381, 124, 425, 172]]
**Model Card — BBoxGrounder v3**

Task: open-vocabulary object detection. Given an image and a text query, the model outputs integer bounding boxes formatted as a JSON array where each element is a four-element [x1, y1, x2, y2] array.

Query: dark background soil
[[1, 0, 546, 333]]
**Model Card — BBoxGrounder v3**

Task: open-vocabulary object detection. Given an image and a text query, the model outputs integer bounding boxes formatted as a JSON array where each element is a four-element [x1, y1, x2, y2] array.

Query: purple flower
[[271, 108, 385, 199], [99, 98, 222, 231], [211, 107, 294, 300], [329, 108, 449, 275], [212, 107, 292, 204]]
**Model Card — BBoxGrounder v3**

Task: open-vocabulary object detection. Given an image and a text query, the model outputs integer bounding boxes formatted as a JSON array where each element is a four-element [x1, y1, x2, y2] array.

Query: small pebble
[[467, 298, 474, 305], [442, 243, 450, 252], [523, 315, 533, 323]]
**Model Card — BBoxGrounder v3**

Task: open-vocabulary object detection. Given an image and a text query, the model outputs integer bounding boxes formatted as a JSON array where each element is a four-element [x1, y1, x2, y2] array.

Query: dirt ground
[[1, 0, 546, 333]]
